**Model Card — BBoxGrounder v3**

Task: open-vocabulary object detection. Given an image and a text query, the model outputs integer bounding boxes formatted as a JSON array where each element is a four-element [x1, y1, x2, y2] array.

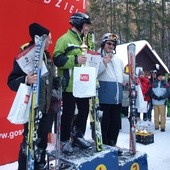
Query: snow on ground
[[117, 119, 170, 170], [1, 117, 170, 170]]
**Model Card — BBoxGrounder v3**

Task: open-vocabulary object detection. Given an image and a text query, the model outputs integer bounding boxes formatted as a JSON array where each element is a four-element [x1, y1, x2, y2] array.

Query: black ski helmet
[[69, 12, 91, 32]]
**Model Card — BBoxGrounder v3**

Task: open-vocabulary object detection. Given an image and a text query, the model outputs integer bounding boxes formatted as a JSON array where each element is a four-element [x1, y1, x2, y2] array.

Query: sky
[[0, 116, 170, 170]]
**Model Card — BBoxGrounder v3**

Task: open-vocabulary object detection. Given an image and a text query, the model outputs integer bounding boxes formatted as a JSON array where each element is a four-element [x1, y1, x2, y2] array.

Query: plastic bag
[[73, 66, 96, 98], [136, 84, 148, 113], [7, 83, 32, 124]]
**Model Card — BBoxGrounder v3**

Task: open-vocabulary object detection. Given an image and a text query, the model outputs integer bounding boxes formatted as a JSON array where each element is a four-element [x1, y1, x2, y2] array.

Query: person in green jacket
[[53, 12, 92, 155]]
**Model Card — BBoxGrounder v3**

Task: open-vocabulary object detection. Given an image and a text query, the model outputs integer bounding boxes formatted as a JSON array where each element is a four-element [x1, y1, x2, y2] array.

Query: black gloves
[[152, 94, 158, 100], [158, 96, 163, 100], [152, 94, 163, 100]]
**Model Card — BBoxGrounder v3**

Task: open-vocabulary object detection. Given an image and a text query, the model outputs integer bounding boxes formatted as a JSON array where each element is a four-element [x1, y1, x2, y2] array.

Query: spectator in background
[[137, 70, 151, 120], [167, 75, 170, 117], [151, 73, 168, 132], [150, 70, 157, 83]]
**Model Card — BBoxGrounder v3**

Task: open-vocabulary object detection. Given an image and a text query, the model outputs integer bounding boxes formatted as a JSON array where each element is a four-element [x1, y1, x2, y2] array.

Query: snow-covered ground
[[117, 117, 170, 170], [1, 117, 170, 170]]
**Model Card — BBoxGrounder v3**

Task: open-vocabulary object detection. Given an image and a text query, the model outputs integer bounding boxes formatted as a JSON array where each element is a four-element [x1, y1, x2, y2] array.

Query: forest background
[[87, 0, 170, 70]]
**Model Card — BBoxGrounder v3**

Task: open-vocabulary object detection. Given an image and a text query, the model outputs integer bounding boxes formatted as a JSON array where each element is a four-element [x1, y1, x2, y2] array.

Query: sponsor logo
[[24, 95, 30, 104], [80, 74, 89, 81], [0, 129, 24, 139], [43, 0, 88, 13]]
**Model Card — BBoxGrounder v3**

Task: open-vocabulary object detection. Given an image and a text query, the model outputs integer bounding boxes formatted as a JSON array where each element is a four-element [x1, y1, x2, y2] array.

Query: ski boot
[[72, 126, 92, 150], [60, 140, 74, 155], [108, 140, 123, 156]]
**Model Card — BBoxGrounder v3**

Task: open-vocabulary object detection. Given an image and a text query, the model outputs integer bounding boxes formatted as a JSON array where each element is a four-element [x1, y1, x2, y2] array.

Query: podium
[[47, 145, 148, 170], [47, 144, 119, 170], [119, 149, 148, 170]]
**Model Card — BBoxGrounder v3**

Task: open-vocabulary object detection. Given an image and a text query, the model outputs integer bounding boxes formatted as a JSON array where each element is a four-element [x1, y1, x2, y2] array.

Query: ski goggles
[[107, 34, 118, 41], [102, 33, 118, 43]]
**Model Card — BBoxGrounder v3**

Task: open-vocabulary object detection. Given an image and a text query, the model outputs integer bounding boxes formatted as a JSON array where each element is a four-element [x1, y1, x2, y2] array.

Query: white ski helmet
[[101, 33, 118, 44], [101, 33, 118, 53]]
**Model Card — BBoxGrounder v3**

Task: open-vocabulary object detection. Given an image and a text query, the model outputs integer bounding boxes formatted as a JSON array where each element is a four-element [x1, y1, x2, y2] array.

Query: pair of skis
[[87, 32, 103, 152], [27, 34, 47, 170], [91, 81, 103, 152], [127, 43, 137, 155], [54, 77, 62, 170], [46, 76, 73, 170]]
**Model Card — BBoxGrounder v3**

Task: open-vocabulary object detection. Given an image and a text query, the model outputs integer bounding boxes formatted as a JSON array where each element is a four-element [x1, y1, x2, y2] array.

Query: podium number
[[96, 164, 107, 170], [131, 162, 140, 170]]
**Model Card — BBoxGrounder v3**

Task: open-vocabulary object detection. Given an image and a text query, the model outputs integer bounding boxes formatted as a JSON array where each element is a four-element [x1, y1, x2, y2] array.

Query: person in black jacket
[[7, 23, 54, 170]]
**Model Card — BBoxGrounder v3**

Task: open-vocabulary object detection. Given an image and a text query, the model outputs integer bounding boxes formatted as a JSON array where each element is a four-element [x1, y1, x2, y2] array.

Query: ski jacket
[[53, 29, 82, 92], [97, 50, 124, 104], [138, 76, 151, 101], [7, 43, 54, 114], [151, 79, 168, 105]]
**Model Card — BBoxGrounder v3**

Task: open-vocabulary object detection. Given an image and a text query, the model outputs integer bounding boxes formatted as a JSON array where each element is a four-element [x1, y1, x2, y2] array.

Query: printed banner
[[0, 0, 88, 165]]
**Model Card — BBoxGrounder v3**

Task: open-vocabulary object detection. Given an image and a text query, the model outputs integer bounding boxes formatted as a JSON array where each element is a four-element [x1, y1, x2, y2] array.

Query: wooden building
[[116, 40, 169, 75]]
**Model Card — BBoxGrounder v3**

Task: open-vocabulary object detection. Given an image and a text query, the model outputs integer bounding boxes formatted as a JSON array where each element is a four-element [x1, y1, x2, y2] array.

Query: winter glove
[[152, 94, 159, 100], [157, 96, 163, 101]]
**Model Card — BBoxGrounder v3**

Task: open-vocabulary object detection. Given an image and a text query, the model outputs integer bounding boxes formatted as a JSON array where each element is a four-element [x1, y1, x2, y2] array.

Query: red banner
[[0, 0, 87, 165]]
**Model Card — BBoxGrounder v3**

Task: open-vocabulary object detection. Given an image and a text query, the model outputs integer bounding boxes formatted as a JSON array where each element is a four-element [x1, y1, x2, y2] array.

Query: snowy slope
[[0, 117, 170, 170]]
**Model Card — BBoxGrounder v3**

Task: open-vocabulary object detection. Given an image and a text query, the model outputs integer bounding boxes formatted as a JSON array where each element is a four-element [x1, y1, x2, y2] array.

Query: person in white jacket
[[97, 33, 125, 155]]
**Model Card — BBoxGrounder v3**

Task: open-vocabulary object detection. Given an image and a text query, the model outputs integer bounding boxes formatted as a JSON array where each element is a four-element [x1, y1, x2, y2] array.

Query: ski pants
[[154, 104, 166, 129], [60, 92, 89, 141], [100, 103, 122, 146]]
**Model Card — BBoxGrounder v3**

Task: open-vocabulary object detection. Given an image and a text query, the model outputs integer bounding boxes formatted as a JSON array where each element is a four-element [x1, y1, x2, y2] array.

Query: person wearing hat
[[7, 23, 54, 170], [151, 72, 169, 132], [53, 12, 92, 155], [137, 70, 151, 120], [97, 33, 125, 155]]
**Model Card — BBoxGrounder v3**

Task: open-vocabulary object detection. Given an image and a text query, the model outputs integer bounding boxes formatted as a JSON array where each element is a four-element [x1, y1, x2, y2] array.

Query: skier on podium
[[97, 33, 125, 155], [7, 23, 54, 170], [53, 12, 92, 155]]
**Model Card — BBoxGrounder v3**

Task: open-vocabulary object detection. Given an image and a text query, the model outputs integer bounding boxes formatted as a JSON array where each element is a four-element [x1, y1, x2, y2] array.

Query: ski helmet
[[101, 33, 118, 44], [101, 33, 118, 53], [69, 12, 91, 32]]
